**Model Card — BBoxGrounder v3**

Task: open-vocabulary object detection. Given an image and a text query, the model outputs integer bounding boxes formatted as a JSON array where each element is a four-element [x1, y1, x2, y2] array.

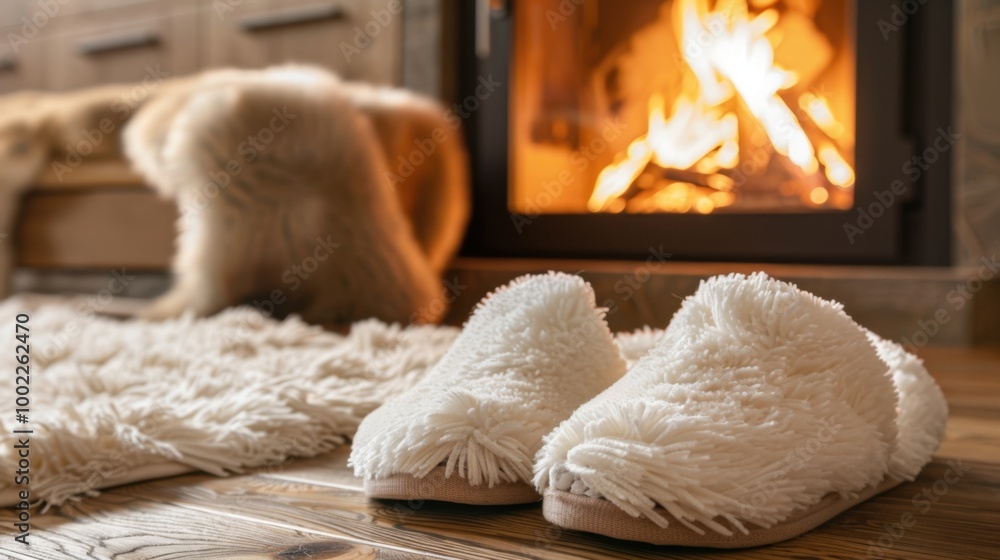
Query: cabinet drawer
[[0, 3, 26, 28], [42, 0, 199, 91], [204, 0, 401, 84], [16, 188, 176, 270], [62, 0, 162, 16], [0, 0, 172, 27]]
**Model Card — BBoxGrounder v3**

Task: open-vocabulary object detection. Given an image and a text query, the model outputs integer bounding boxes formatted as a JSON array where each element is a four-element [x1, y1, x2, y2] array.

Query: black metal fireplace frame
[[448, 0, 954, 265]]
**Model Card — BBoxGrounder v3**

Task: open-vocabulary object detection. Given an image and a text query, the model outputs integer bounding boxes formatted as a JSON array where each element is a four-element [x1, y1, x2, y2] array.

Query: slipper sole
[[542, 476, 902, 548], [365, 466, 541, 505]]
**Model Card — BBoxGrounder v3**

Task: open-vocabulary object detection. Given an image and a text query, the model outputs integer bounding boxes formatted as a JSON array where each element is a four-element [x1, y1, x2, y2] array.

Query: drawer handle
[[76, 30, 160, 56], [239, 3, 345, 32], [0, 54, 16, 72]]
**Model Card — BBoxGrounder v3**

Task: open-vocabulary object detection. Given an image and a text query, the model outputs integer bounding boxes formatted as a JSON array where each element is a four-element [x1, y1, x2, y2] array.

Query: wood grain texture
[[15, 189, 177, 270], [442, 258, 1000, 346], [0, 346, 997, 559], [41, 0, 201, 92], [202, 0, 401, 85], [5, 491, 421, 560], [34, 161, 144, 190]]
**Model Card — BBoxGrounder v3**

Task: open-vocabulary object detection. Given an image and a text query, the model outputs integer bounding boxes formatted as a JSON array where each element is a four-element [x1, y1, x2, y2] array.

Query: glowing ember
[[818, 142, 855, 188], [800, 93, 845, 139], [809, 186, 829, 205], [588, 0, 855, 214]]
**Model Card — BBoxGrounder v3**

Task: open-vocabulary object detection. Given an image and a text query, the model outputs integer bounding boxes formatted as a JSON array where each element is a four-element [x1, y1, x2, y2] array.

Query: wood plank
[[15, 190, 176, 270], [202, 0, 401, 86], [257, 447, 363, 492], [0, 346, 996, 558], [116, 475, 558, 560], [920, 346, 1000, 463], [41, 0, 201, 92], [442, 258, 1000, 345], [0, 491, 426, 560], [102, 453, 1000, 560], [938, 414, 1000, 463], [34, 160, 145, 190]]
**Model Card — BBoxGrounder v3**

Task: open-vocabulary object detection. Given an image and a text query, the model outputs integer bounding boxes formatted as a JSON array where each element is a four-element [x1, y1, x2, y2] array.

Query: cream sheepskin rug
[[0, 295, 657, 508]]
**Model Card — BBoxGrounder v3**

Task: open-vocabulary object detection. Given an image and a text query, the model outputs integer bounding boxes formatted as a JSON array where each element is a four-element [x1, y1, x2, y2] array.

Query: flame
[[800, 92, 845, 139], [818, 142, 855, 188], [588, 132, 653, 212], [589, 0, 854, 214]]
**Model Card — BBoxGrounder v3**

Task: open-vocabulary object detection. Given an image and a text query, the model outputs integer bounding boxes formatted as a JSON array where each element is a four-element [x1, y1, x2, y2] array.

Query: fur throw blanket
[[0, 67, 469, 319]]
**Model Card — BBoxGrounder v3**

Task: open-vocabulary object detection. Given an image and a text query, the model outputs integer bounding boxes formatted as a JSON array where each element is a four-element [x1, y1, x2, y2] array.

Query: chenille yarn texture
[[534, 272, 947, 537], [350, 272, 628, 488]]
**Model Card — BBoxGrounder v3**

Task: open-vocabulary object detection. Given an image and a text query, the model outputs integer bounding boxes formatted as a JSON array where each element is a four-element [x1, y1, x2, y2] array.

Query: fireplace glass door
[[509, 0, 856, 216]]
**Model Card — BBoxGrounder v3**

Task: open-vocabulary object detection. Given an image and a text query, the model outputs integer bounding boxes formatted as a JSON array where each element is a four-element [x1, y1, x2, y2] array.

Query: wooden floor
[[3, 347, 999, 559]]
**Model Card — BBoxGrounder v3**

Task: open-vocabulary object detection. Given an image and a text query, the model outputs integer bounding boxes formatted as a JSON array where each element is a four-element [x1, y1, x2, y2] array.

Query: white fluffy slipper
[[535, 272, 947, 547], [350, 272, 627, 504]]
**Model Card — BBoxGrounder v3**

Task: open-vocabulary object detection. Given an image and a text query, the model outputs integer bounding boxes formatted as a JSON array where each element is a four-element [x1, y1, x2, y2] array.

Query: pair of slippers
[[350, 272, 947, 548]]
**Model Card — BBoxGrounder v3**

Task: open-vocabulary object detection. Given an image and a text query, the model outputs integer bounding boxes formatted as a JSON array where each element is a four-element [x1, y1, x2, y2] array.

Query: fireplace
[[452, 0, 954, 264]]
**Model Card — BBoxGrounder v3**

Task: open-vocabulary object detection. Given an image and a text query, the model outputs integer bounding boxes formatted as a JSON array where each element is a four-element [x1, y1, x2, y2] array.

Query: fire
[[588, 0, 854, 214]]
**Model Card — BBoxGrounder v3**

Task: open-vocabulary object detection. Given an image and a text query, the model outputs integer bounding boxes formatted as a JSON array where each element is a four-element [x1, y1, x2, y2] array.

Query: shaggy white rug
[[0, 295, 457, 507], [0, 295, 659, 508]]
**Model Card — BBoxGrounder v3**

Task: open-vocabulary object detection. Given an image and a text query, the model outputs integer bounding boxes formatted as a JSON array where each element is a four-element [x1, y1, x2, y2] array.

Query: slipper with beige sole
[[534, 272, 947, 547], [350, 272, 627, 504]]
